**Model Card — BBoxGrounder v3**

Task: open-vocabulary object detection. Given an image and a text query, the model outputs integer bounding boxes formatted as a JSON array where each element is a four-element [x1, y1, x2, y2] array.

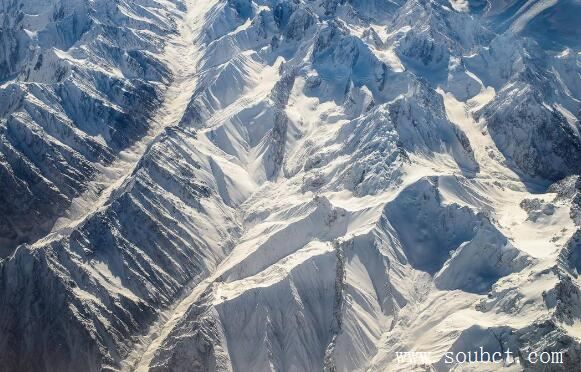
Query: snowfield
[[0, 0, 580, 371]]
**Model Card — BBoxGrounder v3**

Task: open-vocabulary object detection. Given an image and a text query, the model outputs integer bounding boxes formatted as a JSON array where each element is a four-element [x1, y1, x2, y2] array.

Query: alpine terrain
[[0, 0, 580, 371]]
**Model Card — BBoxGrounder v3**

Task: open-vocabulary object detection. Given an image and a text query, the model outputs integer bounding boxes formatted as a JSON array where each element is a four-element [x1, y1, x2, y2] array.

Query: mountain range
[[0, 0, 580, 371]]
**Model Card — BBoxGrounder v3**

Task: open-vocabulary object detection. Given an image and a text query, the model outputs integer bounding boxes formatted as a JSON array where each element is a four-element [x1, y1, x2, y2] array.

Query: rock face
[[0, 0, 580, 372], [475, 49, 581, 181], [0, 0, 174, 255]]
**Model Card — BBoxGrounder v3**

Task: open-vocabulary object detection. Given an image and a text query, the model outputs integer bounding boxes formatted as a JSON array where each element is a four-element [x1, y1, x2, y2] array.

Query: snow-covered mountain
[[0, 0, 181, 256], [0, 0, 580, 371]]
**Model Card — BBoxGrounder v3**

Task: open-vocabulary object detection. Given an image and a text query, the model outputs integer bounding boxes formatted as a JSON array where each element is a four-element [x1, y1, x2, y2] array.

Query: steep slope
[[130, 0, 581, 371], [0, 0, 179, 256], [0, 0, 580, 371], [0, 1, 242, 371]]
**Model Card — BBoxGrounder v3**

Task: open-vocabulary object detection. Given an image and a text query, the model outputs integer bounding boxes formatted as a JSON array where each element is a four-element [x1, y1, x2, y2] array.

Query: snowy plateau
[[0, 0, 580, 371]]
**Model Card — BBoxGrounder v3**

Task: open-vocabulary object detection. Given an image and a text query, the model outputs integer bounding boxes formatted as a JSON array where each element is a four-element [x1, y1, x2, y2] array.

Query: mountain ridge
[[0, 0, 580, 371]]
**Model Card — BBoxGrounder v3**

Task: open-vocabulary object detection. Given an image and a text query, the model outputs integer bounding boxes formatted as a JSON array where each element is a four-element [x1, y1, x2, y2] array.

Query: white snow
[[2, 0, 580, 371]]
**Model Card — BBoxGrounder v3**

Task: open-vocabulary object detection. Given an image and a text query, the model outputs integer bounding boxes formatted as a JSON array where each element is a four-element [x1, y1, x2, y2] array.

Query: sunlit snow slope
[[0, 0, 580, 371]]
